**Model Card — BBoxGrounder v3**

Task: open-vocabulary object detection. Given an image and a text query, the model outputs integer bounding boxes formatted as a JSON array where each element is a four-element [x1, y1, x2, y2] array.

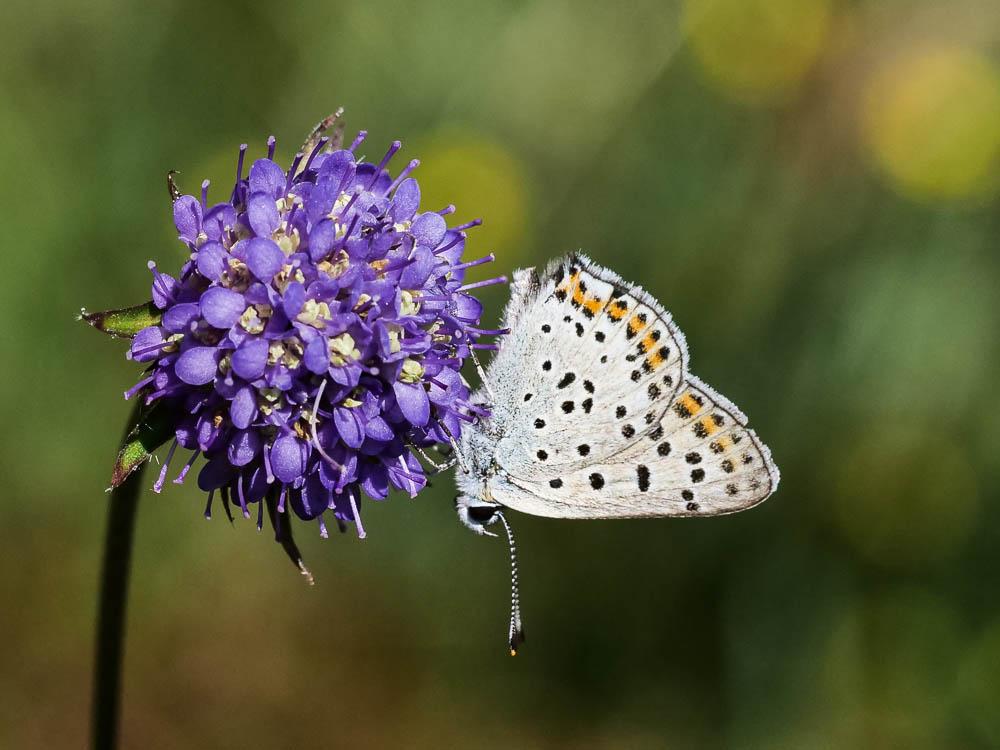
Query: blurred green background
[[2, 0, 999, 747]]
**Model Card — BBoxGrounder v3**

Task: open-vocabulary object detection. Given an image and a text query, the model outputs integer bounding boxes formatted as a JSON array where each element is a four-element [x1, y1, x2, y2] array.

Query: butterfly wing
[[482, 253, 779, 519], [485, 254, 688, 467]]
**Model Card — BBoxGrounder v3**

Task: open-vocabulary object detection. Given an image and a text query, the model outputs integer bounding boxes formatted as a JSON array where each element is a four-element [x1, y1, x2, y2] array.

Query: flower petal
[[393, 381, 430, 426], [271, 433, 306, 484], [230, 385, 257, 429], [247, 191, 280, 237], [231, 338, 268, 380], [391, 178, 420, 222], [334, 407, 364, 449], [173, 195, 202, 243], [245, 238, 285, 282], [175, 346, 218, 385], [249, 158, 286, 197], [303, 336, 329, 374], [308, 220, 338, 261], [200, 287, 245, 329], [411, 211, 446, 248], [162, 302, 201, 333], [227, 429, 261, 467], [196, 242, 228, 281]]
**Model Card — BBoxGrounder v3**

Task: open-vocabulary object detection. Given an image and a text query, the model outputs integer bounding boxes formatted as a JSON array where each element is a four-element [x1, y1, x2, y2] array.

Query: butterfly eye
[[467, 505, 497, 525]]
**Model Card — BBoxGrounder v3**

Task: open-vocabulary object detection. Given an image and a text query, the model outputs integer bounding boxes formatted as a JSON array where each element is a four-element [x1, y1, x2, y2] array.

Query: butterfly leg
[[409, 442, 458, 476], [467, 347, 496, 401]]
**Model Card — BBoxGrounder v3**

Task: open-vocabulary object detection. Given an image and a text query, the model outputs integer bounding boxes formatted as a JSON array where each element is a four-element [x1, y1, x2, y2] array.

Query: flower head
[[124, 119, 504, 538]]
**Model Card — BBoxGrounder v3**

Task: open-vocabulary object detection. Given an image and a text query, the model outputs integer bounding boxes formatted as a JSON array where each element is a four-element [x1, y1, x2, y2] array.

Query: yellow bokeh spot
[[684, 0, 831, 103], [833, 423, 978, 567], [862, 45, 1000, 202], [411, 132, 529, 268]]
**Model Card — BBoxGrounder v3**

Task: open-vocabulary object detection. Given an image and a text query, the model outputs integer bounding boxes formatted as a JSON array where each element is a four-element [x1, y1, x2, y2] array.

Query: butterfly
[[439, 253, 780, 654]]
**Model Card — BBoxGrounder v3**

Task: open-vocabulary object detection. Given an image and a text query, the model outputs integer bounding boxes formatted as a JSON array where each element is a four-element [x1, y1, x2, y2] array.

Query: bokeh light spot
[[833, 424, 978, 567], [412, 132, 530, 266], [684, 0, 831, 104], [862, 45, 1000, 202]]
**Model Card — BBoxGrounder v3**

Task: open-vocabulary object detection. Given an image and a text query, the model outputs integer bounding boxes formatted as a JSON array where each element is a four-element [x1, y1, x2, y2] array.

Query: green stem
[[91, 401, 147, 750]]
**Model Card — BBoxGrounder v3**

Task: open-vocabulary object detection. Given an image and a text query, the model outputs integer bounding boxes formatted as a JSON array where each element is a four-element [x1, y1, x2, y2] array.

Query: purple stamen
[[153, 439, 178, 493], [266, 135, 276, 160], [201, 180, 210, 208], [231, 144, 248, 201], [388, 159, 420, 193], [367, 141, 402, 190], [263, 443, 275, 484], [277, 486, 287, 514], [129, 340, 175, 361], [459, 275, 508, 292], [460, 402, 490, 417], [467, 326, 510, 336], [433, 232, 466, 255], [453, 218, 482, 231], [173, 451, 198, 485], [334, 215, 360, 250], [301, 136, 329, 175], [237, 474, 250, 518], [235, 144, 248, 183], [470, 343, 500, 351], [286, 152, 304, 189], [204, 490, 215, 519], [256, 500, 264, 532], [124, 375, 155, 400], [348, 130, 368, 152], [349, 490, 366, 540], [437, 205, 456, 216], [450, 253, 495, 273], [145, 386, 184, 405], [147, 261, 176, 304], [318, 517, 329, 539]]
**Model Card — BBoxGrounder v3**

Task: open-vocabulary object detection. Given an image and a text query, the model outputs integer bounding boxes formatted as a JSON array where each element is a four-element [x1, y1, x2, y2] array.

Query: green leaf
[[110, 402, 175, 489], [81, 301, 161, 339]]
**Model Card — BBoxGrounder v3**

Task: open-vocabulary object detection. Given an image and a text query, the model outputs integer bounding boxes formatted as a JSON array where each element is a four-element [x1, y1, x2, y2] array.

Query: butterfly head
[[455, 495, 502, 536]]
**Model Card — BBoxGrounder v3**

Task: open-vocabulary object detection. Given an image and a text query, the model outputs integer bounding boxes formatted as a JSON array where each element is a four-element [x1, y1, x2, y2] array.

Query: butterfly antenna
[[497, 512, 525, 656]]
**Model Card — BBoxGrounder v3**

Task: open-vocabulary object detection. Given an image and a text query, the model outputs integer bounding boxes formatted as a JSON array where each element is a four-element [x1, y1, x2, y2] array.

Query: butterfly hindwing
[[497, 375, 779, 518]]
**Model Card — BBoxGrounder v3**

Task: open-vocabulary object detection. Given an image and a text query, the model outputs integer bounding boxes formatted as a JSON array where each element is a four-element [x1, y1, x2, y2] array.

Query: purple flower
[[126, 121, 505, 539]]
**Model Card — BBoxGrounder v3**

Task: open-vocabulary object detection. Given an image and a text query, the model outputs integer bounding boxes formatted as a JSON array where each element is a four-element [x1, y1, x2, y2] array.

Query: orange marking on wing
[[710, 436, 732, 454], [572, 284, 586, 306], [558, 271, 579, 295], [584, 297, 604, 316], [645, 349, 665, 370], [699, 416, 720, 436], [679, 393, 702, 416], [627, 315, 646, 337], [607, 300, 628, 321], [640, 332, 658, 353]]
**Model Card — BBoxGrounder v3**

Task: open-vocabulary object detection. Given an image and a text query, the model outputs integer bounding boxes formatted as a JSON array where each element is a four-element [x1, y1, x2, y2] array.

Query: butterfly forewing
[[489, 255, 687, 475]]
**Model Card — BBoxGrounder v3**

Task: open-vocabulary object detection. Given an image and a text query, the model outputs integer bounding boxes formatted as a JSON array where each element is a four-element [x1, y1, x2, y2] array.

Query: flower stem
[[91, 400, 147, 750]]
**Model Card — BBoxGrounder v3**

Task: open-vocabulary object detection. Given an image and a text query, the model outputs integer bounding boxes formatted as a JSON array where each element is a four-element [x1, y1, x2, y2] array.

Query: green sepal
[[81, 301, 162, 340], [110, 402, 176, 489]]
